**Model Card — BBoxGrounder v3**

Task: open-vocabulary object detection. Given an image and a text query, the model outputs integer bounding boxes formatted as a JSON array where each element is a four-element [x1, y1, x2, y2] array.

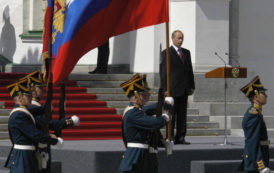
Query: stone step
[[0, 116, 8, 123], [0, 132, 8, 140], [187, 115, 209, 122], [69, 74, 133, 81], [161, 129, 230, 136], [0, 124, 7, 131], [87, 88, 158, 94], [187, 122, 219, 129], [77, 81, 122, 88], [187, 129, 230, 136], [0, 109, 10, 116], [0, 157, 9, 173], [231, 128, 274, 138], [231, 116, 274, 129], [96, 94, 158, 101], [115, 107, 199, 115], [209, 102, 250, 116], [107, 101, 169, 108]]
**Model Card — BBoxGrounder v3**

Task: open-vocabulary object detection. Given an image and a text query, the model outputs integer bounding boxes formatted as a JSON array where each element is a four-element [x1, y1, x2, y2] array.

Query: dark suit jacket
[[160, 46, 195, 97]]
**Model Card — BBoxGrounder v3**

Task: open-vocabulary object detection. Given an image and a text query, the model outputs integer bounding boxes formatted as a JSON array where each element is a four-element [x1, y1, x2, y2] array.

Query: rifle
[[149, 88, 165, 150], [43, 45, 53, 133], [55, 80, 66, 137]]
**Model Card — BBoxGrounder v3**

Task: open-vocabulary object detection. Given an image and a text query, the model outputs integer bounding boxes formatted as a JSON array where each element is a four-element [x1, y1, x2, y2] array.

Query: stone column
[[23, 0, 45, 33], [229, 0, 240, 67], [194, 0, 230, 71]]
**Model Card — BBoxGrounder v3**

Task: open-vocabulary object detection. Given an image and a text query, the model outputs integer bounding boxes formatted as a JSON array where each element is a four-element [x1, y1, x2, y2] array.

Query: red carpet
[[0, 72, 122, 140]]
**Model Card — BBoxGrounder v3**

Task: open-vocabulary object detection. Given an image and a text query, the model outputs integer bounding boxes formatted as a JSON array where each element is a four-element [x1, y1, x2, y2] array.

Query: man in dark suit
[[160, 30, 195, 145], [88, 40, 110, 74], [239, 76, 271, 173]]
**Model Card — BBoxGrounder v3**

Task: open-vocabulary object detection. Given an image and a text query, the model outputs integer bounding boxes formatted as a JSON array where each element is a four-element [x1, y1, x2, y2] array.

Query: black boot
[[88, 67, 107, 74]]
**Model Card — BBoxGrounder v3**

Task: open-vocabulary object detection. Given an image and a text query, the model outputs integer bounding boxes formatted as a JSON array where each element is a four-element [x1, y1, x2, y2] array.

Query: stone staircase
[[69, 73, 228, 136], [0, 72, 246, 140], [191, 72, 274, 138]]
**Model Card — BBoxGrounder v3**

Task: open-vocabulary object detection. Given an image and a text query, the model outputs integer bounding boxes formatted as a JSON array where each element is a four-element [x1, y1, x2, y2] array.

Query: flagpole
[[42, 3, 54, 172], [165, 0, 172, 142], [43, 3, 54, 134]]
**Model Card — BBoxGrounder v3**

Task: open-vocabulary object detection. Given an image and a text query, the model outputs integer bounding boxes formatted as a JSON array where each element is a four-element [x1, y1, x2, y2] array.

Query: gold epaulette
[[257, 160, 265, 170], [249, 107, 258, 115]]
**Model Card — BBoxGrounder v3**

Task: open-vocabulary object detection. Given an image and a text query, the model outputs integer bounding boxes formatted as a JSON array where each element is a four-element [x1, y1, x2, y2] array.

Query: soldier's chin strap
[[18, 92, 28, 109], [134, 91, 143, 106], [254, 90, 263, 105]]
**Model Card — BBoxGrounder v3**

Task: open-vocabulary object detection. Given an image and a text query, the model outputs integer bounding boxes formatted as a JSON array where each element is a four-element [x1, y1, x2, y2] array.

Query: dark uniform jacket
[[241, 104, 269, 171], [160, 46, 195, 97], [28, 101, 73, 172], [119, 103, 167, 172], [5, 107, 57, 173], [28, 101, 72, 132]]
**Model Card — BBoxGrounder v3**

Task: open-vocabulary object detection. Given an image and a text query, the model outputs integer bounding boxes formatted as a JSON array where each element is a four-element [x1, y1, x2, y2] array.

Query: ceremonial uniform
[[119, 103, 167, 172], [241, 104, 269, 172], [239, 76, 270, 173], [18, 70, 78, 172], [119, 74, 169, 173], [4, 79, 58, 173]]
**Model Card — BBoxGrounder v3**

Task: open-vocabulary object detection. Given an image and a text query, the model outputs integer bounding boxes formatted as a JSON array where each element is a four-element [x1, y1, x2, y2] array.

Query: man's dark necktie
[[178, 49, 184, 63]]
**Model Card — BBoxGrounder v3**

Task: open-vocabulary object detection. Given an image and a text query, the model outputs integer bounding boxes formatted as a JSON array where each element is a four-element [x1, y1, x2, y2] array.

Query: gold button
[[12, 162, 15, 165]]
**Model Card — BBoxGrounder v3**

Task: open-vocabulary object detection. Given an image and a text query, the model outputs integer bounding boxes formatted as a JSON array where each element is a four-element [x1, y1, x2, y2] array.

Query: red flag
[[43, 0, 169, 84], [42, 0, 54, 82]]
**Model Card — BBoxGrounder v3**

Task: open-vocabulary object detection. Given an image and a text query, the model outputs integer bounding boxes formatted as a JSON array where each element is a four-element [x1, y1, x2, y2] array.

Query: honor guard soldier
[[20, 70, 80, 130], [20, 70, 80, 172], [119, 74, 171, 173], [5, 79, 63, 173], [239, 76, 271, 173]]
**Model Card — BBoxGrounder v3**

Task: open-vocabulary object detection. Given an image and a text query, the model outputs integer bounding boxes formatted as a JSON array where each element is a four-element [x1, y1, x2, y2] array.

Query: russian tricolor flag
[[43, 0, 169, 84]]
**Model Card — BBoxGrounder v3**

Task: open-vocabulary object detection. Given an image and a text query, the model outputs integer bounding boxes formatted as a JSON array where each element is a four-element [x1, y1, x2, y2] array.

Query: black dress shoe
[[88, 68, 107, 74]]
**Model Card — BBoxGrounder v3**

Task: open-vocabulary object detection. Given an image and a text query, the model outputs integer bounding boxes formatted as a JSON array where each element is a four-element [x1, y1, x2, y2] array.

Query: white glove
[[260, 167, 271, 173], [165, 97, 174, 106], [71, 115, 80, 126], [56, 137, 64, 148], [161, 111, 169, 122], [161, 139, 174, 155]]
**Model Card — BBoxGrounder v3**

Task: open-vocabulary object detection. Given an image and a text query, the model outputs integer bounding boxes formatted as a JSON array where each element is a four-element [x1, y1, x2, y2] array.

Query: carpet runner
[[0, 72, 122, 140]]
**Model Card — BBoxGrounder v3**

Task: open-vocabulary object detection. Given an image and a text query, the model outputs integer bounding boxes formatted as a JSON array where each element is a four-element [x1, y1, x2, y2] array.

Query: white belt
[[127, 143, 148, 149], [14, 144, 36, 150], [260, 140, 270, 146]]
